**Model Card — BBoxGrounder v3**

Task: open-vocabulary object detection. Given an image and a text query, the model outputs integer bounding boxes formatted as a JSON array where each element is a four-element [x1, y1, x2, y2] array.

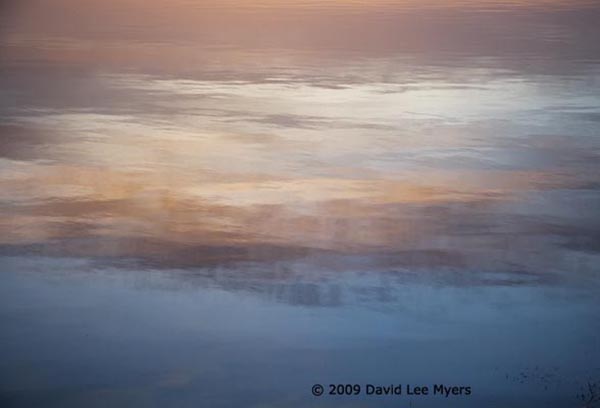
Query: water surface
[[1, 1, 599, 407]]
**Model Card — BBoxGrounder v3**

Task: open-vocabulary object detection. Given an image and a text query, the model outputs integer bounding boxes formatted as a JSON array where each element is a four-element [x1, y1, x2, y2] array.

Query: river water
[[1, 1, 599, 407]]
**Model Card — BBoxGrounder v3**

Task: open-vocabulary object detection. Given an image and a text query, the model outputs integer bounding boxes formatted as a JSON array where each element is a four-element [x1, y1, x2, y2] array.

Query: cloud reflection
[[0, 0, 599, 294]]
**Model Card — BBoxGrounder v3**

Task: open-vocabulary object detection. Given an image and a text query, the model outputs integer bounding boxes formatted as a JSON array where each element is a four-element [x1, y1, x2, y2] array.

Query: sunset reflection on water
[[1, 1, 599, 407]]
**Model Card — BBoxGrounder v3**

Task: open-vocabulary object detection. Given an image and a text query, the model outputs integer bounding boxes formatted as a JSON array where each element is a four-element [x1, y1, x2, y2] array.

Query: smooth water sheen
[[0, 1, 599, 407]]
